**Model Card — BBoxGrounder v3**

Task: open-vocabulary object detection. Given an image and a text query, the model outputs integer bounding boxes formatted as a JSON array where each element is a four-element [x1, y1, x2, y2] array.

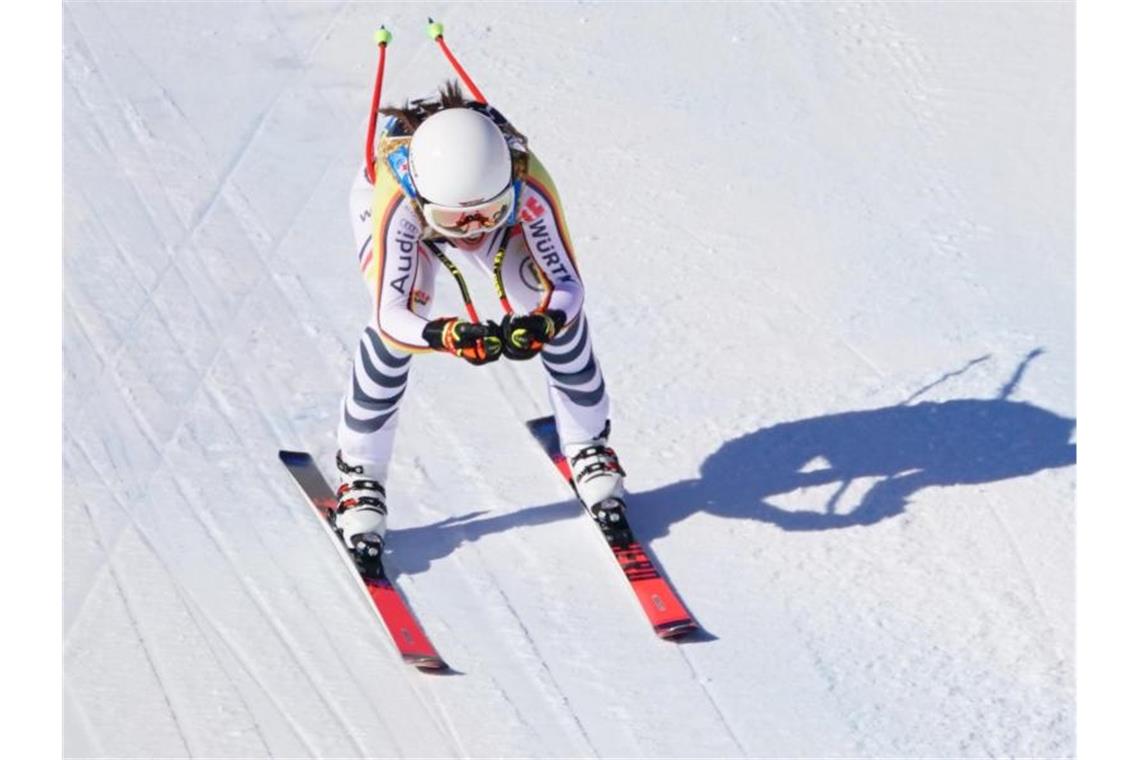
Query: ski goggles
[[422, 184, 515, 240]]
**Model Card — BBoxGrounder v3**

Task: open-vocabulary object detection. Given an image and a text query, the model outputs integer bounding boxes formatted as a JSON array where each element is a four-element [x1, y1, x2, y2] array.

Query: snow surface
[[63, 2, 1074, 757]]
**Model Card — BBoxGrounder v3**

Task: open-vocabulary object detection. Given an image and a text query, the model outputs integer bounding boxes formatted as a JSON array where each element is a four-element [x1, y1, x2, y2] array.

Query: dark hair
[[380, 80, 470, 134]]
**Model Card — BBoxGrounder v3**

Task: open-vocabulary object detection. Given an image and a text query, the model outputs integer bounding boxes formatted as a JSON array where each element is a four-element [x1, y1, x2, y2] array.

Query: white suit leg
[[491, 232, 611, 446]]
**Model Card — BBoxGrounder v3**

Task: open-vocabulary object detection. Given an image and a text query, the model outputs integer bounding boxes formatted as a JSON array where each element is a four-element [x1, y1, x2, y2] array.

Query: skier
[[333, 81, 625, 557]]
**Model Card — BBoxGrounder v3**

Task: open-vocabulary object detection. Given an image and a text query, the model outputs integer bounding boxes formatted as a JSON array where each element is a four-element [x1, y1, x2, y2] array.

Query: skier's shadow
[[391, 350, 1075, 572], [634, 395, 1074, 540]]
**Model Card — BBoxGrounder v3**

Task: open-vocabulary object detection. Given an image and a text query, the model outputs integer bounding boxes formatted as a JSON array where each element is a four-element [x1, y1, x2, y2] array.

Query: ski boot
[[334, 451, 388, 576], [563, 421, 630, 543]]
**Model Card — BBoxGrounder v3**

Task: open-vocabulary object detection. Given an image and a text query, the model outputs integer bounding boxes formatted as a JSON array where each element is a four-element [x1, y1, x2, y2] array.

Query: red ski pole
[[426, 19, 487, 104], [363, 26, 392, 185]]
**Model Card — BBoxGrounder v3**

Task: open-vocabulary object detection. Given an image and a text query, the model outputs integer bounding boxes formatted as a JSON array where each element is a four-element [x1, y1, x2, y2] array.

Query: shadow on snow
[[389, 350, 1075, 575]]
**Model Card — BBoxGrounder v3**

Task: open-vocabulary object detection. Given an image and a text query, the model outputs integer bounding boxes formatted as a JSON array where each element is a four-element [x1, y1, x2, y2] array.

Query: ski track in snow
[[68, 430, 353, 757], [64, 2, 1074, 757]]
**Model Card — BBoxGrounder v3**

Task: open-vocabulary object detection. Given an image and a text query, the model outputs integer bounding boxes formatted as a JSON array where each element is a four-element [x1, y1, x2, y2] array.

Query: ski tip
[[278, 450, 314, 466]]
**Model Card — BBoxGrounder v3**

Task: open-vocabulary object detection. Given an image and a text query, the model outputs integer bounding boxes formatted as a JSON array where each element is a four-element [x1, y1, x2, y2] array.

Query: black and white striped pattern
[[542, 316, 607, 408], [337, 313, 609, 468], [342, 326, 411, 434]]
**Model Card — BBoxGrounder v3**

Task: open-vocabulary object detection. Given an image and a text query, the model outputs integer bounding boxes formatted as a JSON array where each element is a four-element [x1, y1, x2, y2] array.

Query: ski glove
[[422, 318, 504, 365], [500, 310, 566, 361]]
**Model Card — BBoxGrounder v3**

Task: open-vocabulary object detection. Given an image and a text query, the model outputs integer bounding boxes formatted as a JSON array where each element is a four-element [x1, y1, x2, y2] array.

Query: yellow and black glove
[[499, 310, 566, 361], [422, 318, 504, 366]]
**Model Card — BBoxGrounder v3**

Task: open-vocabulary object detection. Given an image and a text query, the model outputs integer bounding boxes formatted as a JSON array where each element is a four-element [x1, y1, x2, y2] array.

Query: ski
[[278, 450, 448, 671], [524, 417, 700, 639]]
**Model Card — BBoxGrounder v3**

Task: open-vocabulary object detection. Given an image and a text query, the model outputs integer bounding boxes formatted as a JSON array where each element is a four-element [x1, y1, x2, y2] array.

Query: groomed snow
[[64, 2, 1074, 757]]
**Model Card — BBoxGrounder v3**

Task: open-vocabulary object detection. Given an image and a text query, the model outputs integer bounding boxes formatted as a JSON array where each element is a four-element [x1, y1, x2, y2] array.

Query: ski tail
[[524, 416, 573, 482]]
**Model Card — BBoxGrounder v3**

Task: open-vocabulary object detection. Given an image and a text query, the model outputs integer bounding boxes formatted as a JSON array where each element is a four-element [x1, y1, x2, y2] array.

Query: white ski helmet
[[409, 108, 515, 239]]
